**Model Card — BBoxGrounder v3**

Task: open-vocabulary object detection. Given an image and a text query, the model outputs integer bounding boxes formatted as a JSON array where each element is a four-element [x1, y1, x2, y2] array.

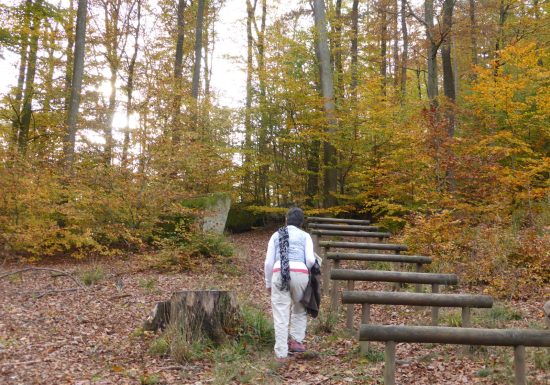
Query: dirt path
[[0, 228, 548, 384]]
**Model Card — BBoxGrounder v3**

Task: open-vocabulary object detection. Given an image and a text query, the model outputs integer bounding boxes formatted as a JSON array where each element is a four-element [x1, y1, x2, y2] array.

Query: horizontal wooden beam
[[307, 217, 371, 225], [308, 223, 380, 231], [331, 269, 458, 285], [359, 324, 550, 347], [311, 230, 391, 238], [321, 241, 408, 252], [342, 291, 493, 308], [327, 252, 431, 264]]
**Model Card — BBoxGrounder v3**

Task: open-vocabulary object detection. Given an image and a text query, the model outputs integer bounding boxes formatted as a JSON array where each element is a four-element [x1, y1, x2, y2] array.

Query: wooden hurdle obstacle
[[308, 223, 381, 231], [306, 216, 371, 225], [328, 253, 433, 327], [342, 290, 493, 352], [360, 324, 550, 385], [330, 268, 458, 317]]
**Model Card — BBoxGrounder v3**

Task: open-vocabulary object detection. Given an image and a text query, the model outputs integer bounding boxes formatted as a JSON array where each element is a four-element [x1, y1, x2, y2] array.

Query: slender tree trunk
[[243, 0, 256, 200], [469, 0, 477, 66], [191, 0, 205, 133], [18, 0, 43, 155], [425, 0, 438, 106], [64, 0, 75, 112], [400, 0, 408, 104], [103, 0, 123, 165], [11, 0, 32, 149], [64, 0, 88, 169], [392, 0, 399, 88], [122, 0, 141, 168], [171, 0, 186, 147], [257, 0, 269, 205], [313, 0, 338, 208], [43, 23, 57, 113], [379, 0, 388, 97], [441, 0, 455, 135], [333, 0, 343, 104]]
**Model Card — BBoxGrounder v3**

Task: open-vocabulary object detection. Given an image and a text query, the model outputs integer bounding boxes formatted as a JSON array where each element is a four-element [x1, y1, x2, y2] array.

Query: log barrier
[[359, 324, 550, 385], [307, 217, 371, 225]]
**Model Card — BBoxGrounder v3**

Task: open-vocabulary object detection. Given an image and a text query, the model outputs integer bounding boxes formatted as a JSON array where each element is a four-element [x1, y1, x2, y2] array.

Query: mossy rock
[[225, 204, 265, 233], [181, 193, 231, 234]]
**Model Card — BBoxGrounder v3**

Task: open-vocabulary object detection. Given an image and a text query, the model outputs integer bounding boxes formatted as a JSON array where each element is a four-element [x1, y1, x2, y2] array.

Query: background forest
[[0, 0, 548, 298]]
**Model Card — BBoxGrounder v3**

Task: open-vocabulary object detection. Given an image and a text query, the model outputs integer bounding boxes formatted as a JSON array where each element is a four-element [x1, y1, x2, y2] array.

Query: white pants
[[271, 271, 309, 358]]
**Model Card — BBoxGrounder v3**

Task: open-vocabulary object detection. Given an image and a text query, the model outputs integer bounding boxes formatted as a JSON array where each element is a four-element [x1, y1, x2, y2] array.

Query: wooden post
[[312, 233, 320, 255], [514, 345, 526, 385], [360, 304, 371, 354], [330, 259, 340, 312], [431, 284, 439, 326], [384, 341, 396, 385], [415, 263, 423, 293], [346, 280, 355, 331], [321, 246, 330, 296], [461, 307, 471, 327]]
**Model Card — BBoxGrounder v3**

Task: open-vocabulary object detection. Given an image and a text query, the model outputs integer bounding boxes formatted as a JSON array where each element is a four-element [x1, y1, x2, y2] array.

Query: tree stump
[[143, 301, 171, 332], [144, 290, 240, 345]]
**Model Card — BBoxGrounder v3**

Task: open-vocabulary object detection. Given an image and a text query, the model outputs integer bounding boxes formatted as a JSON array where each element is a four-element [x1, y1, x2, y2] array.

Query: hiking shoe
[[289, 340, 306, 353], [275, 356, 289, 364]]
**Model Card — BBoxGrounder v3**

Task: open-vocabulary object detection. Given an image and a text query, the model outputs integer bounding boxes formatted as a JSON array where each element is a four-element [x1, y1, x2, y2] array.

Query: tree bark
[[313, 0, 338, 208], [191, 0, 205, 133], [469, 0, 477, 66], [18, 0, 43, 155], [243, 0, 256, 200], [191, 0, 205, 101], [64, 0, 75, 112], [379, 0, 388, 97], [103, 0, 123, 166], [425, 0, 438, 106], [400, 0, 408, 104], [64, 0, 88, 169], [333, 0, 343, 104], [170, 291, 240, 343], [257, 0, 268, 205], [441, 0, 455, 135], [11, 0, 32, 150], [122, 0, 141, 168], [171, 0, 186, 147]]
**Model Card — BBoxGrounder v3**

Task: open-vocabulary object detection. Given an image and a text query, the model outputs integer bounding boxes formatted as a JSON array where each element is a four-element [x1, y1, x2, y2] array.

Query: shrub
[[80, 267, 105, 286]]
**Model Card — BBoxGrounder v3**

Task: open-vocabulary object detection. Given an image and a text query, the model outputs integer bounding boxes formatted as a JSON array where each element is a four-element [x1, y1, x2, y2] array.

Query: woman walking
[[264, 207, 316, 361]]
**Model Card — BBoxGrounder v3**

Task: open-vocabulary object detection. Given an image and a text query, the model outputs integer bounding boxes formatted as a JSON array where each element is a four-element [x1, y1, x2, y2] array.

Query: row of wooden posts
[[306, 216, 550, 385]]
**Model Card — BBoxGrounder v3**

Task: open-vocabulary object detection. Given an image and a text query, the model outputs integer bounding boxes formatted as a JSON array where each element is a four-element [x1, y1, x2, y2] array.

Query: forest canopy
[[0, 0, 548, 297]]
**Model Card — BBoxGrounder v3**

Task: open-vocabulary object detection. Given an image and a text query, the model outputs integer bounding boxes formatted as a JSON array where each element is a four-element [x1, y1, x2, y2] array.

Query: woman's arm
[[304, 234, 316, 269], [264, 233, 277, 288]]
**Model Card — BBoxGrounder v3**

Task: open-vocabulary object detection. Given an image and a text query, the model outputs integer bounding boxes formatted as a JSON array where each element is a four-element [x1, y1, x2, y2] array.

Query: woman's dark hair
[[286, 207, 304, 227]]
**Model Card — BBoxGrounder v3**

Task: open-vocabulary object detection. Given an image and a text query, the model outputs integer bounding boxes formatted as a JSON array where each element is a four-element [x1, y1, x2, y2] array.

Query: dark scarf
[[277, 226, 290, 291]]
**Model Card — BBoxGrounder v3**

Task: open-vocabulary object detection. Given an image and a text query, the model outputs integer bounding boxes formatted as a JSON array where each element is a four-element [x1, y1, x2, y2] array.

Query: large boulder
[[181, 193, 231, 234]]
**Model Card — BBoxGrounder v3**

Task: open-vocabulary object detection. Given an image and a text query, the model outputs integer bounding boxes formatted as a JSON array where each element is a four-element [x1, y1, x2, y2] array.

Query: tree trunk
[[171, 0, 186, 147], [64, 0, 88, 169], [257, 0, 268, 205], [154, 291, 240, 344], [469, 0, 477, 66], [425, 0, 438, 106], [243, 0, 256, 200], [64, 0, 75, 112], [191, 0, 205, 101], [18, 0, 43, 155], [313, 0, 337, 208], [379, 0, 388, 97], [191, 0, 205, 133], [122, 0, 141, 168], [11, 0, 32, 150], [333, 0, 343, 104], [400, 0, 408, 104], [441, 0, 455, 135], [392, 0, 399, 88]]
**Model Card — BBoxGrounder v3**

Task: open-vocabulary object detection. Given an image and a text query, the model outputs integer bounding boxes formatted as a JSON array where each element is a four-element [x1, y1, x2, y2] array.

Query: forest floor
[[1, 228, 548, 385]]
